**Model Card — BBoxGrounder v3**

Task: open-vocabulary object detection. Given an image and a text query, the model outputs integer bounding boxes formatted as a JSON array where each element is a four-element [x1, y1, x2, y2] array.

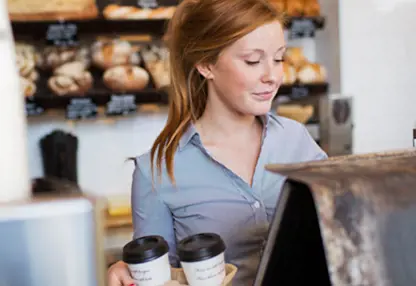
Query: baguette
[[8, 0, 98, 21], [103, 4, 176, 20]]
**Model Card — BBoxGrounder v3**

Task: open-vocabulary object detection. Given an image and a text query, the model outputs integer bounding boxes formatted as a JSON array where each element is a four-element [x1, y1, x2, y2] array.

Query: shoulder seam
[[134, 156, 174, 200]]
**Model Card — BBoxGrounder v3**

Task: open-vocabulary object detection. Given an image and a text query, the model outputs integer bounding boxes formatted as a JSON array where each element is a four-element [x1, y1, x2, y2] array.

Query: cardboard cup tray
[[169, 263, 238, 286]]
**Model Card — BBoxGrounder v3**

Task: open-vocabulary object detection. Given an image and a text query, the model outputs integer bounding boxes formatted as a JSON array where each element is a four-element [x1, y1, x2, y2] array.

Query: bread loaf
[[20, 76, 36, 98], [103, 5, 138, 19], [103, 4, 176, 20], [304, 0, 321, 17], [54, 61, 88, 78], [276, 104, 314, 124], [48, 73, 93, 96], [284, 47, 307, 69], [27, 70, 39, 82], [268, 0, 285, 13], [149, 6, 176, 19], [282, 62, 297, 85], [91, 40, 140, 70], [15, 42, 36, 78], [103, 65, 149, 92], [48, 60, 93, 96], [36, 46, 90, 71], [141, 44, 170, 89], [15, 42, 36, 62], [286, 0, 304, 17], [297, 63, 327, 83], [15, 42, 39, 97], [8, 0, 98, 21], [16, 53, 35, 78]]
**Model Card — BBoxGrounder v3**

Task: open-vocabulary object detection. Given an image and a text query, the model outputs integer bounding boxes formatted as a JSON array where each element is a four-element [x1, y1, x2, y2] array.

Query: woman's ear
[[195, 63, 214, 80]]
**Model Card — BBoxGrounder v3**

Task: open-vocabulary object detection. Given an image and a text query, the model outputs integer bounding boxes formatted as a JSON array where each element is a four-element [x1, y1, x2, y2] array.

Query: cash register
[[254, 149, 416, 286]]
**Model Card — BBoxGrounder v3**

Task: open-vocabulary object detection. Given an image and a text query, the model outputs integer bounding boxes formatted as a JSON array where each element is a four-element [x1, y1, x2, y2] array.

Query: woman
[[108, 0, 327, 285]]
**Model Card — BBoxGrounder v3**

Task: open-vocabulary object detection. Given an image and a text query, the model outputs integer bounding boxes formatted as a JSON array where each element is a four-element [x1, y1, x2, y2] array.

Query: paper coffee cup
[[123, 235, 171, 286], [177, 233, 226, 286]]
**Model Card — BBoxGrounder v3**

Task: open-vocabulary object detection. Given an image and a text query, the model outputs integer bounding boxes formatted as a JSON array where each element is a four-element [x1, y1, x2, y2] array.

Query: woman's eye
[[245, 59, 284, 66], [245, 60, 260, 66]]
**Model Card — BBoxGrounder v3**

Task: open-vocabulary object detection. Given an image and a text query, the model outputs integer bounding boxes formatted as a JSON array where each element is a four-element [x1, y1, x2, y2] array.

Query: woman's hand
[[107, 261, 135, 286]]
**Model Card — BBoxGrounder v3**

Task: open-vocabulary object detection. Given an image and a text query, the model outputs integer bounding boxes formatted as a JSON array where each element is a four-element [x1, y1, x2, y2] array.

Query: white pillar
[[0, 0, 30, 202], [339, 0, 416, 153]]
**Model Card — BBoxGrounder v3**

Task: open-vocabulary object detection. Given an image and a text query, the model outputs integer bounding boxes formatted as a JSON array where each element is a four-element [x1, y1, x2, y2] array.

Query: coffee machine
[[319, 94, 353, 156]]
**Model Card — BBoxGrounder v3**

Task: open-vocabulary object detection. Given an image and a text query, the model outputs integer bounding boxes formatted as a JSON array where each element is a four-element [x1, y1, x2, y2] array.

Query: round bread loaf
[[304, 0, 321, 17], [48, 72, 93, 96], [286, 0, 304, 17], [36, 46, 89, 71], [282, 62, 297, 85], [54, 61, 88, 78], [297, 63, 327, 84], [268, 0, 285, 13], [20, 76, 36, 98], [92, 40, 140, 70], [284, 47, 307, 70], [16, 53, 35, 78], [103, 65, 149, 92]]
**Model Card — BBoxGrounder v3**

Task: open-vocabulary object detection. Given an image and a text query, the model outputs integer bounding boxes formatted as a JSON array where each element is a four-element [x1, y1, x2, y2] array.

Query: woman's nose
[[261, 61, 278, 83]]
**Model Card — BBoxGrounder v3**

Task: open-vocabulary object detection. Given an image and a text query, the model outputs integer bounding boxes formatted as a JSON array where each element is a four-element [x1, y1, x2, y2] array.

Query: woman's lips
[[253, 90, 276, 100]]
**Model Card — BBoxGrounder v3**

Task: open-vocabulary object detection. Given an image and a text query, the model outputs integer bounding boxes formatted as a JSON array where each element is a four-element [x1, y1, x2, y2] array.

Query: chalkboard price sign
[[25, 100, 44, 116], [46, 22, 79, 47], [290, 19, 316, 39], [136, 0, 178, 7], [66, 98, 98, 120], [105, 94, 137, 116], [291, 85, 309, 99], [137, 0, 158, 8]]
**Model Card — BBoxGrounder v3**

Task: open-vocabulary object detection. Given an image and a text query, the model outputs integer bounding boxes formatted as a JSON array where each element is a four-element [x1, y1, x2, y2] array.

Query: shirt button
[[253, 201, 260, 208]]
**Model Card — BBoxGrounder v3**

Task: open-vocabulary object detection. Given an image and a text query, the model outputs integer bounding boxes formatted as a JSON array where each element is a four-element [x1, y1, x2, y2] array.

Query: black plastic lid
[[177, 233, 226, 262], [122, 235, 169, 264]]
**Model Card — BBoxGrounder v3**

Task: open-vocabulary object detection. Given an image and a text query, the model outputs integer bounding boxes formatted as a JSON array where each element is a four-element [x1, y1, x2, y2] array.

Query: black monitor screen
[[254, 180, 332, 286]]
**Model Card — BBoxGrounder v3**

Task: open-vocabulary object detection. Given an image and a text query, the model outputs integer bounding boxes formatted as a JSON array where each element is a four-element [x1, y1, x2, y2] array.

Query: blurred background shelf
[[26, 89, 168, 109], [278, 82, 329, 99], [11, 16, 325, 38], [25, 83, 329, 118]]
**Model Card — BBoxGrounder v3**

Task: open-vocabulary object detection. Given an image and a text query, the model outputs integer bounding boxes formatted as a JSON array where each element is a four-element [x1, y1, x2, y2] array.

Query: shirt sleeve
[[131, 158, 178, 266], [299, 125, 328, 161]]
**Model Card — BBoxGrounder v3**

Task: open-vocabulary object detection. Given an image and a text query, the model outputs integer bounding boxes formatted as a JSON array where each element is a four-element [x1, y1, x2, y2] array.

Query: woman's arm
[[131, 157, 178, 266]]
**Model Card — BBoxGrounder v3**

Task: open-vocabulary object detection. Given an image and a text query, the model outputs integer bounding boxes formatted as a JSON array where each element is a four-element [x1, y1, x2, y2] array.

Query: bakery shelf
[[27, 89, 166, 107], [277, 82, 329, 100], [286, 16, 325, 30], [25, 83, 328, 117], [10, 16, 325, 38], [11, 19, 169, 38], [25, 89, 168, 118]]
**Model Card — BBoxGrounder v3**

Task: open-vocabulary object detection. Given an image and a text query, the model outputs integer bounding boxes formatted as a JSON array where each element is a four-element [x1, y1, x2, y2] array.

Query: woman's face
[[201, 21, 286, 116]]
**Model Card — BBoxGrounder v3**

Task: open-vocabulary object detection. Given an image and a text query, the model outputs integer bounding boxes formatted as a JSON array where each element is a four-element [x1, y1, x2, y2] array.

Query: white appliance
[[0, 196, 107, 286]]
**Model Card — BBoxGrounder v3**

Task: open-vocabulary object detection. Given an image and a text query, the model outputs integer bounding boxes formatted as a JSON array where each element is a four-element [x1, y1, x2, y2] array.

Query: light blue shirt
[[131, 113, 327, 285]]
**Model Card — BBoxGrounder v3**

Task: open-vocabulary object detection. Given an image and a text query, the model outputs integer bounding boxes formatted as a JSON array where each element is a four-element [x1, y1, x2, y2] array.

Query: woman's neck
[[196, 99, 261, 142]]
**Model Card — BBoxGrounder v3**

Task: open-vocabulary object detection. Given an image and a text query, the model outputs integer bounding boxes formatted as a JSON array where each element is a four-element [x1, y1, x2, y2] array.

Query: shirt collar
[[178, 112, 282, 151], [179, 121, 198, 151]]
